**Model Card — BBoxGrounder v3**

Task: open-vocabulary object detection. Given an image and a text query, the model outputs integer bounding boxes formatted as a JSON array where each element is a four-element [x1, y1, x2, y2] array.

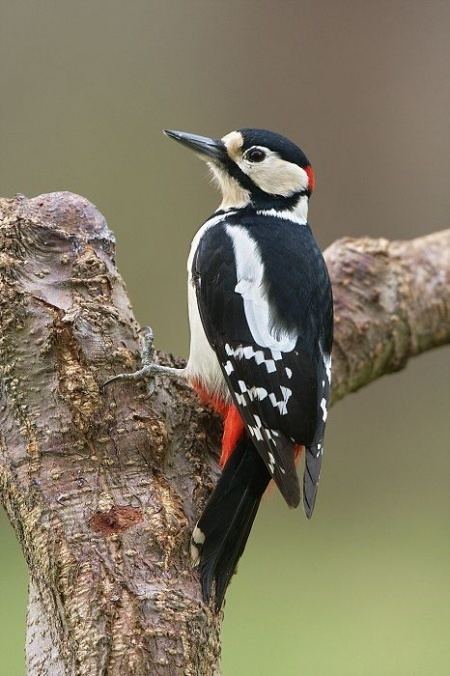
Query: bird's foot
[[102, 326, 186, 393]]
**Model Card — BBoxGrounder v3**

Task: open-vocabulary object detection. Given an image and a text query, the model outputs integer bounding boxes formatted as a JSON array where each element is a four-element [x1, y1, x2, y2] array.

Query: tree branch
[[325, 231, 450, 402], [0, 192, 448, 675]]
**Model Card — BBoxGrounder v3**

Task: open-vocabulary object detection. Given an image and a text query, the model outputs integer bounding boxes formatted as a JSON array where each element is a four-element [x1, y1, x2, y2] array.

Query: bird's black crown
[[238, 128, 310, 168]]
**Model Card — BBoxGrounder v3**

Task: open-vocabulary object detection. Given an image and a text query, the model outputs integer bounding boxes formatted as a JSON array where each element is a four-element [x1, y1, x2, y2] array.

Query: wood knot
[[89, 505, 143, 536]]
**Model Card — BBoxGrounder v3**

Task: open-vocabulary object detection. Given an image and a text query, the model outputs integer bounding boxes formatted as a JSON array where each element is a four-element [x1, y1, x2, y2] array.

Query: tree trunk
[[0, 192, 448, 675]]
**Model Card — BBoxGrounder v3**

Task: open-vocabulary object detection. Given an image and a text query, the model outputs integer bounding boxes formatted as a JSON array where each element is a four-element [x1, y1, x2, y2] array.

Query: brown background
[[0, 1, 449, 674]]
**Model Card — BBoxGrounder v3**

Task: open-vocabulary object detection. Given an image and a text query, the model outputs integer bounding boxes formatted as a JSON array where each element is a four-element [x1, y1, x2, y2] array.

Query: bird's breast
[[185, 214, 231, 400]]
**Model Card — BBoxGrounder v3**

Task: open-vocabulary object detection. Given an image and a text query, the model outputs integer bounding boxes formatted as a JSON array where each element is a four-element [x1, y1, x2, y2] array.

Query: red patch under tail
[[192, 381, 228, 417], [191, 381, 245, 466], [221, 405, 246, 467]]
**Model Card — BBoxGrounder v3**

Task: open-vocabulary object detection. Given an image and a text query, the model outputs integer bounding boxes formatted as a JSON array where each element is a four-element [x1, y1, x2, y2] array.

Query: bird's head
[[164, 128, 314, 219]]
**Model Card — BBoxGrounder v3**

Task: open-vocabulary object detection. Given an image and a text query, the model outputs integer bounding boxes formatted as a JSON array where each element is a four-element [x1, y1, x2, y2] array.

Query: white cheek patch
[[237, 153, 309, 197], [226, 225, 298, 351]]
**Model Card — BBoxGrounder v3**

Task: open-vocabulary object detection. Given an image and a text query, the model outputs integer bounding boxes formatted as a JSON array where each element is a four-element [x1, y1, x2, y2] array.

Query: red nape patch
[[305, 165, 315, 193], [221, 406, 245, 467]]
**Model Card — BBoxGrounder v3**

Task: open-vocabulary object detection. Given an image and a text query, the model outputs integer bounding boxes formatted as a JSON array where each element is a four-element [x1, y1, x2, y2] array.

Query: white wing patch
[[226, 225, 298, 352]]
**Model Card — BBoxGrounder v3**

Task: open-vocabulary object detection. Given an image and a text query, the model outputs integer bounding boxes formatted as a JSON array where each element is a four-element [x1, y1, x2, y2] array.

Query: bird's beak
[[163, 129, 226, 163]]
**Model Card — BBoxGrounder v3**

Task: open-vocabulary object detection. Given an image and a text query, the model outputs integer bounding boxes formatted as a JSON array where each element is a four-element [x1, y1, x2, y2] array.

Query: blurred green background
[[1, 1, 449, 674]]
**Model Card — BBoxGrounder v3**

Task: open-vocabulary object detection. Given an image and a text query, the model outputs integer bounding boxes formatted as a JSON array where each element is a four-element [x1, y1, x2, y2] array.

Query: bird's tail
[[191, 434, 270, 611]]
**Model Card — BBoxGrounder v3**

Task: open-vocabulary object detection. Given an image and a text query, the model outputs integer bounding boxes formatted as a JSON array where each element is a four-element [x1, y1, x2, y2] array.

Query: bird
[[110, 128, 333, 611]]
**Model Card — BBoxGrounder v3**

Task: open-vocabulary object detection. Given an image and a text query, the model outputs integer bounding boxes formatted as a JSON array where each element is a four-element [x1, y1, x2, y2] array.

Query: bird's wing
[[192, 215, 333, 512]]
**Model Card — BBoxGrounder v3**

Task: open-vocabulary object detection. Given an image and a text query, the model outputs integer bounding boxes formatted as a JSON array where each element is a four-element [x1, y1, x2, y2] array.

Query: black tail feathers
[[303, 443, 323, 519], [191, 435, 270, 611]]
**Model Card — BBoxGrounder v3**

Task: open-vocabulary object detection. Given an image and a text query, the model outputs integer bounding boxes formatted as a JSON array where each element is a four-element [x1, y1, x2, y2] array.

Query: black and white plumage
[[192, 209, 332, 506], [165, 128, 333, 610]]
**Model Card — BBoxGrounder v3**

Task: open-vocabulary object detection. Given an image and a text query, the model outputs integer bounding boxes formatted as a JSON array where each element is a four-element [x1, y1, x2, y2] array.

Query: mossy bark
[[0, 193, 448, 675]]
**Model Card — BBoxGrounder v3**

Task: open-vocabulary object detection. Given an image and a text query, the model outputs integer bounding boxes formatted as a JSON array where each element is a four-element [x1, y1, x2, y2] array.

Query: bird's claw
[[102, 364, 157, 389], [102, 326, 185, 392]]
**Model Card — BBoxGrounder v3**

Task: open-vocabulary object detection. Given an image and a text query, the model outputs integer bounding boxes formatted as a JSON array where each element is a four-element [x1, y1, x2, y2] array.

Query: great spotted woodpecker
[[111, 128, 333, 610]]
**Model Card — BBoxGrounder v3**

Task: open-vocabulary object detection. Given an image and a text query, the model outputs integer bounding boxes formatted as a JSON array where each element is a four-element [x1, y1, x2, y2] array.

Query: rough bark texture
[[0, 192, 448, 675]]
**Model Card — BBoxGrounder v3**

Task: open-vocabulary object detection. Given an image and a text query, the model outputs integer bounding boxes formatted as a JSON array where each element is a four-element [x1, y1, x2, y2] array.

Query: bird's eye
[[245, 147, 266, 163]]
